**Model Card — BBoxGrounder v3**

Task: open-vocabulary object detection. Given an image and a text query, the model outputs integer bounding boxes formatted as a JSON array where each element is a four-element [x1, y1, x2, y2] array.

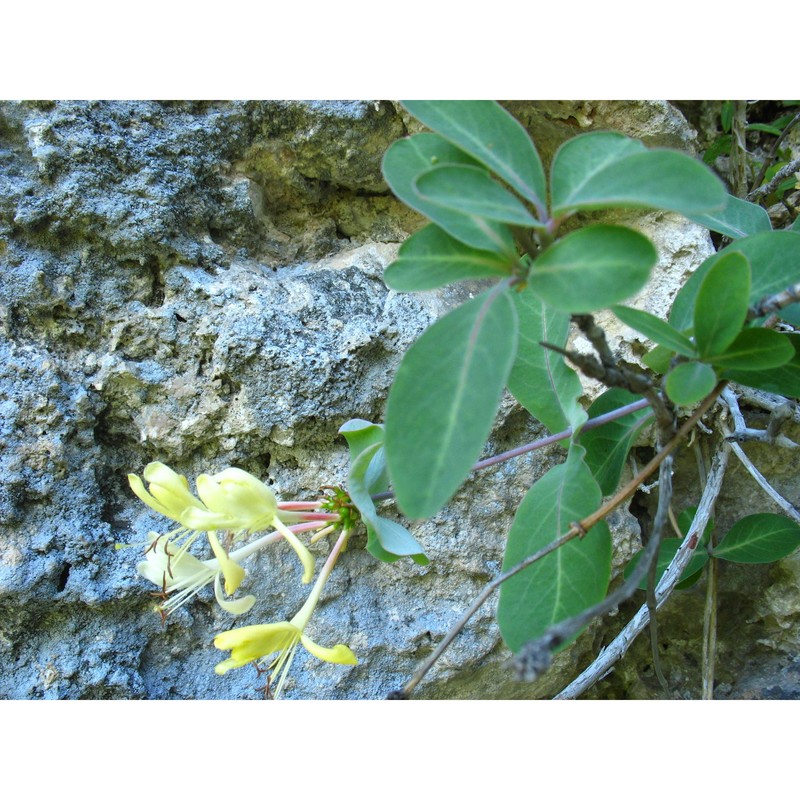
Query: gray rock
[[1, 100, 796, 700]]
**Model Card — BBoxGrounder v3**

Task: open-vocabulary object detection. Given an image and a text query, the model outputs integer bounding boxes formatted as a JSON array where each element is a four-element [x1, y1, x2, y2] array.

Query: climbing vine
[[123, 101, 800, 699]]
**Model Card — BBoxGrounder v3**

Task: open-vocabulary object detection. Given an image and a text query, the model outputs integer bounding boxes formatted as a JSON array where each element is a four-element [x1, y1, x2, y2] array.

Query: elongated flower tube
[[182, 467, 315, 584], [214, 528, 356, 698]]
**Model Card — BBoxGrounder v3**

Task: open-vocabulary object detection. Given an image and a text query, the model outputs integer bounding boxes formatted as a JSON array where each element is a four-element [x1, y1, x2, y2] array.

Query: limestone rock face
[[1, 100, 796, 700]]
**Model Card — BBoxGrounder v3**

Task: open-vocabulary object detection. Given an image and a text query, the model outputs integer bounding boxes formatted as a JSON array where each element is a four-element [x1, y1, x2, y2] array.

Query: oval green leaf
[[710, 328, 795, 371], [528, 225, 657, 312], [550, 132, 647, 212], [348, 442, 428, 563], [712, 513, 800, 563], [340, 419, 388, 494], [384, 224, 513, 292], [507, 287, 586, 436], [552, 147, 726, 217], [693, 251, 751, 358], [401, 100, 547, 214], [498, 447, 612, 653], [611, 305, 697, 357], [385, 287, 518, 519], [382, 133, 516, 254], [579, 388, 654, 495], [689, 193, 772, 239], [671, 231, 800, 331], [665, 361, 717, 406], [414, 164, 541, 227], [723, 334, 800, 397], [642, 342, 676, 374]]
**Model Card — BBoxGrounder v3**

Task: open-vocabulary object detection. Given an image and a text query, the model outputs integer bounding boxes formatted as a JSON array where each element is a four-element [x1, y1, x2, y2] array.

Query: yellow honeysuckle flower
[[138, 533, 257, 617], [129, 463, 316, 585], [213, 621, 357, 698], [182, 467, 315, 584], [214, 528, 356, 698]]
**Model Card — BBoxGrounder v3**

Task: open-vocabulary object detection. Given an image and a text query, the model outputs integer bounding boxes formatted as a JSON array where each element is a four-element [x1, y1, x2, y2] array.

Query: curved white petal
[[214, 575, 256, 615]]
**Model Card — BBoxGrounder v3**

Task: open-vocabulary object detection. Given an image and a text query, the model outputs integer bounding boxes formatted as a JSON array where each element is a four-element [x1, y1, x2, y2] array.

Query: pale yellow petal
[[128, 473, 171, 518], [213, 622, 298, 672], [207, 531, 245, 594], [213, 575, 256, 615], [196, 468, 277, 531], [129, 463, 205, 522], [180, 506, 230, 531], [195, 473, 229, 514], [272, 517, 315, 584], [300, 634, 358, 665]]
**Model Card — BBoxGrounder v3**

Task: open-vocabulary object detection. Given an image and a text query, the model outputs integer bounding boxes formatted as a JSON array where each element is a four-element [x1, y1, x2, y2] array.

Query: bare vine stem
[[702, 545, 719, 699], [746, 282, 800, 321], [555, 442, 730, 699], [393, 383, 726, 698], [746, 157, 800, 202], [645, 455, 672, 690], [749, 110, 800, 195], [720, 388, 800, 523], [371, 397, 653, 503]]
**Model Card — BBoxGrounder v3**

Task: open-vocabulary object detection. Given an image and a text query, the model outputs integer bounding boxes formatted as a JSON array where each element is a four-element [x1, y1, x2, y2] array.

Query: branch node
[[514, 634, 557, 682], [571, 520, 588, 539]]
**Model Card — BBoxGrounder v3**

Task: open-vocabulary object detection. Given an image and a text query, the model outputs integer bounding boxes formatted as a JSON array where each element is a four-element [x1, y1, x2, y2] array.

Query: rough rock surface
[[1, 100, 797, 700]]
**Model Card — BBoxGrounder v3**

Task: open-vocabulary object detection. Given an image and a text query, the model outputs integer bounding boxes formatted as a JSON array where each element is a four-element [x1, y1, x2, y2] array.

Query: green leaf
[[552, 144, 726, 218], [688, 194, 772, 239], [693, 251, 751, 358], [382, 133, 516, 253], [414, 164, 541, 227], [642, 343, 676, 374], [384, 224, 513, 292], [611, 305, 696, 357], [498, 446, 612, 653], [774, 177, 797, 198], [579, 389, 654, 495], [340, 419, 388, 493], [671, 231, 800, 330], [551, 132, 646, 211], [721, 101, 734, 133], [710, 328, 795, 371], [385, 286, 518, 519], [712, 513, 800, 563], [507, 288, 586, 435], [747, 123, 783, 136], [723, 334, 800, 397], [624, 538, 709, 590], [528, 225, 657, 312], [792, 216, 800, 232], [348, 442, 428, 564], [703, 134, 732, 164], [401, 100, 547, 214], [665, 361, 717, 406]]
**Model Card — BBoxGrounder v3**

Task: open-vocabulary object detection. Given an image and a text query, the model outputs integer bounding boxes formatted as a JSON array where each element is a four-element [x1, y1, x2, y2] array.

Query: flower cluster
[[126, 461, 357, 698]]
